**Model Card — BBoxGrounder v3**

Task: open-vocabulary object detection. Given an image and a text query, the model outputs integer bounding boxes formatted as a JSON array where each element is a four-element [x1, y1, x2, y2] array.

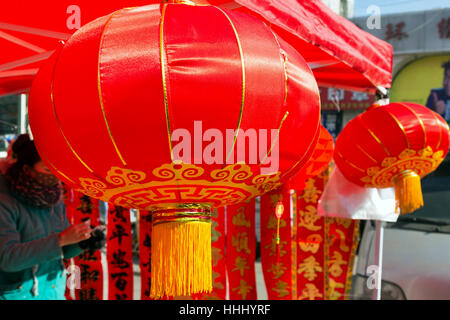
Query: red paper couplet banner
[[295, 169, 360, 300], [138, 210, 153, 300], [226, 200, 257, 300], [71, 191, 104, 300], [296, 174, 327, 300], [260, 188, 293, 300], [197, 207, 227, 300], [107, 205, 134, 300], [324, 217, 360, 300]]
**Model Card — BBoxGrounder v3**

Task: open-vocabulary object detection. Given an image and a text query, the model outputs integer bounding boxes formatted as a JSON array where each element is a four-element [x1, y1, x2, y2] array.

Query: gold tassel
[[394, 170, 424, 215], [150, 204, 212, 299]]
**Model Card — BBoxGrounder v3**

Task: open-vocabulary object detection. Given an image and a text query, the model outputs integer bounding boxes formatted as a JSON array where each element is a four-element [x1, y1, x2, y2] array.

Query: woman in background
[[0, 134, 94, 300]]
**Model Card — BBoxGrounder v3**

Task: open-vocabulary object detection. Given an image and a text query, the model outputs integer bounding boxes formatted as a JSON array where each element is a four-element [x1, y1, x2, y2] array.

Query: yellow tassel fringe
[[150, 219, 212, 299], [394, 170, 424, 215]]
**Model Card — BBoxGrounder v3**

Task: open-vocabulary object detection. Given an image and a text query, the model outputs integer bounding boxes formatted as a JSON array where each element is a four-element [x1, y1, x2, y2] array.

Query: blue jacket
[[0, 173, 83, 300]]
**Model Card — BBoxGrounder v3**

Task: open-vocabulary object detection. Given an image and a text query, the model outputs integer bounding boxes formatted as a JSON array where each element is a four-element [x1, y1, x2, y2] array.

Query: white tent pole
[[19, 94, 27, 134], [372, 220, 384, 300], [372, 91, 389, 301]]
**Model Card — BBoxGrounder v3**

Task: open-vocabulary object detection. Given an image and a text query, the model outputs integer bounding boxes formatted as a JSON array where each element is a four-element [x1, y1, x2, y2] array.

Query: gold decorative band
[[393, 169, 419, 183], [152, 211, 212, 226], [151, 203, 212, 225]]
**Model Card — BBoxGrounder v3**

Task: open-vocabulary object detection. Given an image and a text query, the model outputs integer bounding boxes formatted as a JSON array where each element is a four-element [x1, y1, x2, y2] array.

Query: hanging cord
[[275, 201, 284, 263]]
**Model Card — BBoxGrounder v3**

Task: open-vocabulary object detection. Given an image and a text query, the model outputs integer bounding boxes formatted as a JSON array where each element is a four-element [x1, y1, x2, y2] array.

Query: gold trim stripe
[[430, 111, 443, 149], [267, 27, 288, 105], [34, 142, 76, 184], [336, 151, 365, 173], [281, 121, 321, 179], [259, 111, 289, 166], [357, 117, 391, 156], [50, 51, 95, 174], [385, 110, 410, 149], [398, 103, 427, 149], [215, 6, 246, 164], [356, 144, 377, 164], [97, 10, 128, 167], [160, 3, 174, 162]]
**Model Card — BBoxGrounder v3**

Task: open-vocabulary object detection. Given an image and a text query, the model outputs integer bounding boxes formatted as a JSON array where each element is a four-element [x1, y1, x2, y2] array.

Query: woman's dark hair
[[6, 134, 41, 178]]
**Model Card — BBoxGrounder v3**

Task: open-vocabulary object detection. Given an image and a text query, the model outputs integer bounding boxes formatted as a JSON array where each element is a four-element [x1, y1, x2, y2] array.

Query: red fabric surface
[[335, 103, 450, 188], [226, 200, 257, 300], [0, 1, 392, 96], [107, 205, 134, 300], [288, 125, 334, 190]]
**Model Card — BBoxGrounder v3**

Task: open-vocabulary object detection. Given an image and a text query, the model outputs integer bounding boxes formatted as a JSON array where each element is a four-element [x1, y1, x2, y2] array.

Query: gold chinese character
[[264, 234, 288, 257], [299, 179, 322, 203], [268, 262, 287, 280], [231, 232, 251, 254], [266, 213, 287, 230], [232, 280, 253, 299], [232, 206, 250, 227], [298, 256, 323, 281], [328, 251, 347, 278], [212, 271, 224, 291], [232, 256, 250, 277], [270, 193, 283, 207], [298, 283, 323, 300], [211, 219, 222, 243], [211, 247, 223, 267], [328, 217, 352, 229], [298, 234, 322, 254], [327, 278, 345, 300], [272, 280, 290, 298], [298, 205, 321, 231]]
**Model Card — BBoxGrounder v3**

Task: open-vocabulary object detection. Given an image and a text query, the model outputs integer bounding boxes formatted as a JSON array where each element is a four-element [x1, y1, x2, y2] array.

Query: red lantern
[[335, 102, 450, 214], [28, 3, 320, 298], [288, 125, 334, 190]]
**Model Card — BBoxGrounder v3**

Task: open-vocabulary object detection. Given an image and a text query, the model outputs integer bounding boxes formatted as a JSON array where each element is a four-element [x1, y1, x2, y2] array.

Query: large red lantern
[[335, 102, 450, 215], [28, 3, 320, 298], [288, 125, 334, 190]]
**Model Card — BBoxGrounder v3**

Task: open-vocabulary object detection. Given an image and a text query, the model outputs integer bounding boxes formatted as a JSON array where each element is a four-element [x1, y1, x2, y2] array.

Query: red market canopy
[[0, 0, 392, 97]]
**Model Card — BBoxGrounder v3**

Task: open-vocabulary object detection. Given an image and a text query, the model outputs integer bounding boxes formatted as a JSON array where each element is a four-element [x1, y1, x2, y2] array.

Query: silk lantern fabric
[[288, 125, 334, 191], [334, 102, 450, 214], [28, 3, 320, 298], [28, 3, 320, 211]]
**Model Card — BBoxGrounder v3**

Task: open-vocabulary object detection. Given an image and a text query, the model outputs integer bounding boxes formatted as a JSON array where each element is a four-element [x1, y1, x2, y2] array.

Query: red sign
[[320, 87, 375, 111]]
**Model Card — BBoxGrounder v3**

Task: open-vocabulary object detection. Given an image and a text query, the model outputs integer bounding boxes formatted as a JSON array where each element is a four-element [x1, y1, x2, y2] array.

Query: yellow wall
[[391, 55, 450, 105]]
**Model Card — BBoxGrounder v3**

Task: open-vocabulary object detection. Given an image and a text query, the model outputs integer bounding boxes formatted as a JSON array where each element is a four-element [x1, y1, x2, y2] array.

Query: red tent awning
[[0, 0, 392, 97], [233, 0, 393, 92]]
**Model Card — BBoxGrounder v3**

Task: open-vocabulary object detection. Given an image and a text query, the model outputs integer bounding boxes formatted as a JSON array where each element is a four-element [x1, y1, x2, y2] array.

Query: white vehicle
[[351, 155, 450, 300]]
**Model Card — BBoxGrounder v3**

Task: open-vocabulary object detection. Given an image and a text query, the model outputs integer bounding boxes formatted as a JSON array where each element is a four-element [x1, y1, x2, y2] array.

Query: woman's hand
[[58, 220, 92, 247]]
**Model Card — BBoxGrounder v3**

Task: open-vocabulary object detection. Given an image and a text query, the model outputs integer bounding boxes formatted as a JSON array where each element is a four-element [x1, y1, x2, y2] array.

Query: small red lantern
[[288, 125, 334, 190], [335, 102, 450, 214], [28, 3, 320, 298]]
